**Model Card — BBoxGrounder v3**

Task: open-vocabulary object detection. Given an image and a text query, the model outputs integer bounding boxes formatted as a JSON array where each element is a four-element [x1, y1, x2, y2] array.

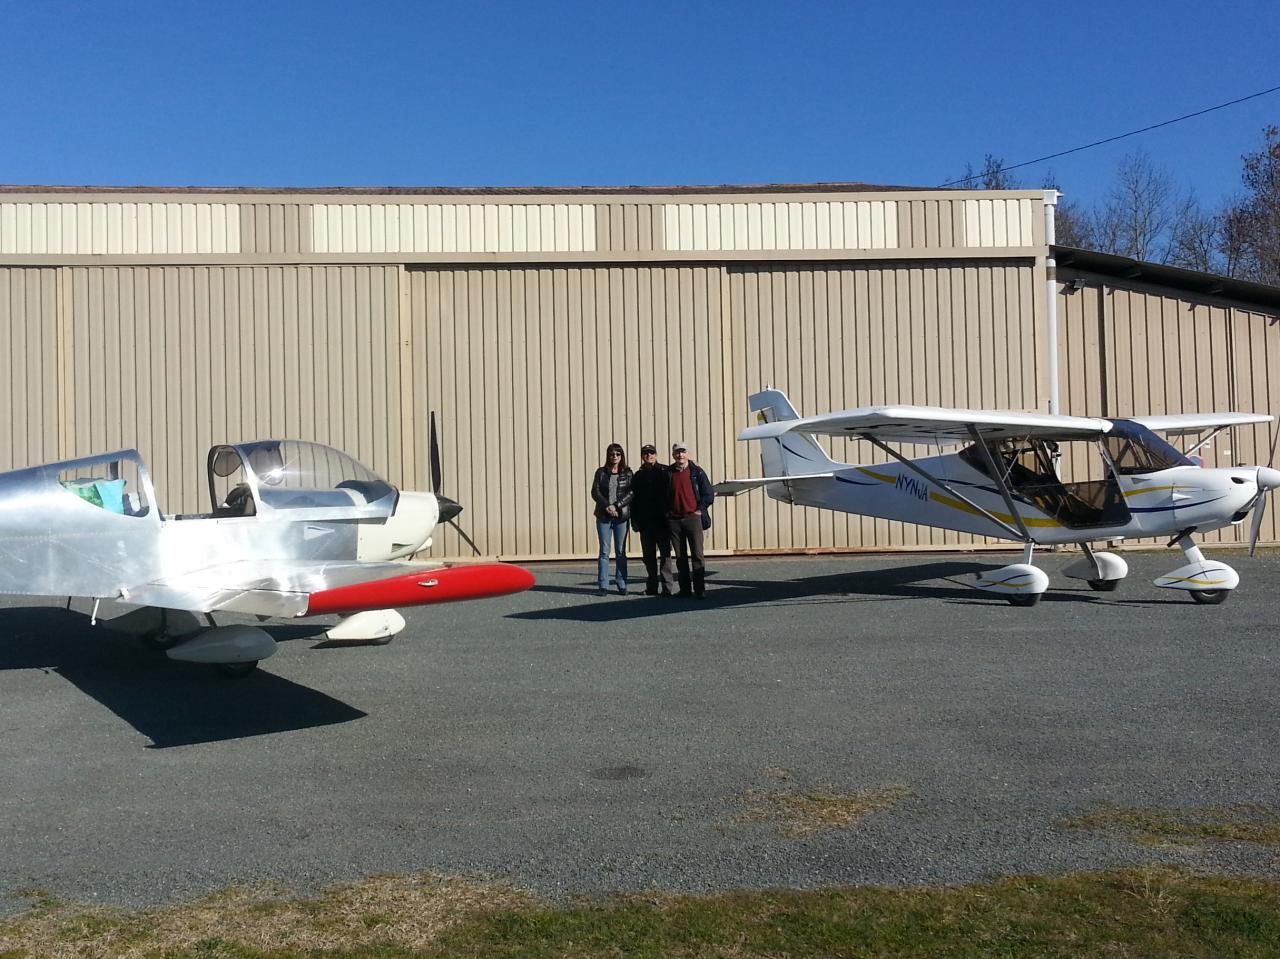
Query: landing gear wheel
[[215, 660, 259, 679], [1087, 578, 1121, 592], [1188, 589, 1230, 605], [1006, 593, 1042, 607]]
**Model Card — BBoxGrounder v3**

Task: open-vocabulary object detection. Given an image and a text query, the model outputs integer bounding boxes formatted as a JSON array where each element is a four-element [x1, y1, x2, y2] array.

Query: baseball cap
[[640, 443, 657, 455], [671, 440, 688, 453]]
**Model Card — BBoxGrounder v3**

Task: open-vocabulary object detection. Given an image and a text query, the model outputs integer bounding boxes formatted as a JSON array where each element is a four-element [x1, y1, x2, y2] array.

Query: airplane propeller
[[1248, 425, 1280, 557], [428, 411, 481, 556]]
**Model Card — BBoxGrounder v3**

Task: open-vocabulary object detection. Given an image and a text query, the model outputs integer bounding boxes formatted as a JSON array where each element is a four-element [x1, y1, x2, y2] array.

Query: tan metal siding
[[722, 261, 1043, 553], [3, 266, 402, 515], [0, 269, 59, 470]]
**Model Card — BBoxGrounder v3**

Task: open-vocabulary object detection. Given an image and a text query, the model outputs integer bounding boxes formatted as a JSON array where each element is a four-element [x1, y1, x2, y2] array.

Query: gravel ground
[[1, 549, 1278, 909]]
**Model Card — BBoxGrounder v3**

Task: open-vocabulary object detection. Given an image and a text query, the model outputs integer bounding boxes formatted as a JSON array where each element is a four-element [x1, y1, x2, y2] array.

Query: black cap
[[640, 443, 656, 454]]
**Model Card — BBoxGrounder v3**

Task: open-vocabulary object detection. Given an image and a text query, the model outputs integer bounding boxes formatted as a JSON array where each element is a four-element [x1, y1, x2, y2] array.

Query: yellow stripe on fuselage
[[928, 492, 1063, 528], [1123, 485, 1198, 498]]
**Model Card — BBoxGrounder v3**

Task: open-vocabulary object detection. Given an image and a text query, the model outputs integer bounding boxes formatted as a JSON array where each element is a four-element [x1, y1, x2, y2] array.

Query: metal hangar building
[[2, 183, 1278, 559]]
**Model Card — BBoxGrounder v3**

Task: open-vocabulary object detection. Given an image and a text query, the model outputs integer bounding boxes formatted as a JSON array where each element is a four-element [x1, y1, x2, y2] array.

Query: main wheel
[[1006, 593, 1042, 607], [215, 660, 259, 679], [1087, 578, 1120, 592], [1188, 589, 1230, 605]]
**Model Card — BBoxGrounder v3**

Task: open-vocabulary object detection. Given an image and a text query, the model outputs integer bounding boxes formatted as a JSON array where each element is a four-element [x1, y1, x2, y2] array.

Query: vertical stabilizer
[[747, 389, 840, 480]]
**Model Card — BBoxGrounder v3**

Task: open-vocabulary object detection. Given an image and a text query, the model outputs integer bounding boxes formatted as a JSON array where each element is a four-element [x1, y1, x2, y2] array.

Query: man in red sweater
[[665, 441, 715, 599]]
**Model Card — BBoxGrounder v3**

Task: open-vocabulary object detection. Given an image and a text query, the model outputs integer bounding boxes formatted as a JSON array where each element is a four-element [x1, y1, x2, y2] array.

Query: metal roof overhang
[[1053, 245, 1280, 314]]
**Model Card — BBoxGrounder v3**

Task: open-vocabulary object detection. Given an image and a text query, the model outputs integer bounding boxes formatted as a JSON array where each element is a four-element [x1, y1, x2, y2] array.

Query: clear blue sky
[[3, 0, 1277, 209]]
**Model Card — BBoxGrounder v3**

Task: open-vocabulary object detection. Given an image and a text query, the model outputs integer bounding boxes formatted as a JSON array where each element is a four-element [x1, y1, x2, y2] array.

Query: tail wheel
[[1188, 590, 1230, 605], [1087, 578, 1120, 592]]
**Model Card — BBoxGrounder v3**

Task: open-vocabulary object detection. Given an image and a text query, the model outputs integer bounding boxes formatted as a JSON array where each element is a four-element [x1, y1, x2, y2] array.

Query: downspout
[[1043, 190, 1060, 414]]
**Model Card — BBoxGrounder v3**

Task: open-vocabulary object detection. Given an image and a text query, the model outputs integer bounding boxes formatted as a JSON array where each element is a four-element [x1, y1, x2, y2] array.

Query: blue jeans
[[596, 517, 629, 590]]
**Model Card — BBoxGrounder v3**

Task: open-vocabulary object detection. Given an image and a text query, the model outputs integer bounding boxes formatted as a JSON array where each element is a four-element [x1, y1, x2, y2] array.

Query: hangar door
[[405, 265, 732, 561]]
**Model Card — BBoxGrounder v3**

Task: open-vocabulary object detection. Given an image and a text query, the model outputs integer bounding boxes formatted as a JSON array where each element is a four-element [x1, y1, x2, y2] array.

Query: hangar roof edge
[[0, 180, 944, 196], [1055, 245, 1280, 314]]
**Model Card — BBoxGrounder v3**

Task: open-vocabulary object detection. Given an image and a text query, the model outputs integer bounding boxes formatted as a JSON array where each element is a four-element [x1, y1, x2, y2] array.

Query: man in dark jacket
[[630, 443, 673, 596], [665, 440, 715, 599]]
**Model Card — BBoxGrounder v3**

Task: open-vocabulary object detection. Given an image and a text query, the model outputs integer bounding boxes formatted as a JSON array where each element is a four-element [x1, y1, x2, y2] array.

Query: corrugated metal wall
[[724, 261, 1043, 553], [0, 265, 406, 518]]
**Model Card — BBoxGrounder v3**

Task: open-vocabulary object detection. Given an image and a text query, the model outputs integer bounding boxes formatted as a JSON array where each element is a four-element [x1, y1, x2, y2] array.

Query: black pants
[[638, 523, 673, 594], [667, 513, 706, 595]]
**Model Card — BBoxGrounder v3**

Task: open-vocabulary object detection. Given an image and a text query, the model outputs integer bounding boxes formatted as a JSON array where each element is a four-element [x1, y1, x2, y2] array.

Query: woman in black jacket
[[591, 442, 634, 595]]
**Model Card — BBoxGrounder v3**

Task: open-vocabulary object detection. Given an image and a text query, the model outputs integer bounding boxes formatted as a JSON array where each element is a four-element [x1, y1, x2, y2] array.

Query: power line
[[940, 83, 1280, 187]]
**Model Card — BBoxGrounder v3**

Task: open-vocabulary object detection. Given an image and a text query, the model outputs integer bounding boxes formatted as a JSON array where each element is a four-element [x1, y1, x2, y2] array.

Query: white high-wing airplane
[[0, 422, 533, 676], [716, 389, 1279, 606]]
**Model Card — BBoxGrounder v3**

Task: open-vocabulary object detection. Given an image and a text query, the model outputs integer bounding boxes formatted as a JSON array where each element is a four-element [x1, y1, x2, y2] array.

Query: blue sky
[[3, 0, 1277, 209]]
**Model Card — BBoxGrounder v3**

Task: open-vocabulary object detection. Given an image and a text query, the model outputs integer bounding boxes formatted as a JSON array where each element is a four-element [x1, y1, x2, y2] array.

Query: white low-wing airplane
[[716, 389, 1279, 606], [0, 425, 533, 676]]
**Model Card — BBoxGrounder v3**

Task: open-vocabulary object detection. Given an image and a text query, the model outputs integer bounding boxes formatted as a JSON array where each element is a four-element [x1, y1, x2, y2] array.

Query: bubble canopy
[[208, 440, 398, 517]]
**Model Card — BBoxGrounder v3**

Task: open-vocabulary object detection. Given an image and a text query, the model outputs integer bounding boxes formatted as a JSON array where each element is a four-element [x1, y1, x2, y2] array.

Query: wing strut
[[856, 431, 1031, 543], [964, 425, 1034, 543]]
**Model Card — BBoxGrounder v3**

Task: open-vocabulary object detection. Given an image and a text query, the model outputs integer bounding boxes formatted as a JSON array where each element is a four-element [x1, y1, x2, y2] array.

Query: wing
[[739, 405, 1111, 445], [121, 560, 535, 618], [1126, 412, 1274, 436], [714, 472, 835, 496]]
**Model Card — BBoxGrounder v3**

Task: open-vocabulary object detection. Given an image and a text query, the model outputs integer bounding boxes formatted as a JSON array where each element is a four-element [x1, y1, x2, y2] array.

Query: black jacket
[[630, 462, 672, 531], [669, 462, 715, 530], [591, 466, 634, 520]]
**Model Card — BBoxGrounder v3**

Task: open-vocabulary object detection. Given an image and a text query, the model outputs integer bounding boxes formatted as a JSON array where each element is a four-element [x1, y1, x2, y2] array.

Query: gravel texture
[[1, 550, 1277, 909]]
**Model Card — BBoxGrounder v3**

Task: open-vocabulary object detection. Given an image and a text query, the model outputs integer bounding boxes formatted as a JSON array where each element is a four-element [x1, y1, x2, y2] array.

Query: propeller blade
[[1269, 421, 1280, 469], [448, 519, 482, 556], [1249, 493, 1267, 558], [429, 411, 443, 495]]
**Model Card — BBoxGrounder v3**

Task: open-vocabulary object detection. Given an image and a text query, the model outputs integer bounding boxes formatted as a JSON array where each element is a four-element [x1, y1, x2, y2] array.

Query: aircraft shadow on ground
[[0, 607, 366, 748], [515, 560, 1096, 623]]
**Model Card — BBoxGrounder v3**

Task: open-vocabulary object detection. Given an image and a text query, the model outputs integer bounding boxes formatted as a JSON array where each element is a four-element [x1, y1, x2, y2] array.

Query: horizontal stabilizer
[[714, 472, 835, 496]]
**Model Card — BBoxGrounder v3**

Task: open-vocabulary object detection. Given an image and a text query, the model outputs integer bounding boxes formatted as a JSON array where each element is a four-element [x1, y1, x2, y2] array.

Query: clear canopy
[[209, 440, 397, 515]]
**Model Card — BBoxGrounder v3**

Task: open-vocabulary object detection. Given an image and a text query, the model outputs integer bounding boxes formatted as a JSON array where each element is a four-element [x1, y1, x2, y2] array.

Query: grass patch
[[1062, 802, 1280, 847], [734, 783, 911, 837], [0, 872, 532, 959], [3, 868, 1280, 958]]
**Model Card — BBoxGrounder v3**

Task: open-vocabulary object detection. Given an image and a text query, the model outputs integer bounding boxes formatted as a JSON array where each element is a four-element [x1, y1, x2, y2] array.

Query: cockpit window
[[1103, 420, 1194, 474]]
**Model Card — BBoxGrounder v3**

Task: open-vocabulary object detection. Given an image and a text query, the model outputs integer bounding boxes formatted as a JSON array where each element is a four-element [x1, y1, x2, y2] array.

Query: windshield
[[1103, 420, 1195, 474]]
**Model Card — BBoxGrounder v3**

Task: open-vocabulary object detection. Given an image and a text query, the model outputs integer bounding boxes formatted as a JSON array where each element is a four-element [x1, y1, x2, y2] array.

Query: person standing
[[666, 440, 714, 599], [591, 442, 634, 595], [630, 443, 673, 596]]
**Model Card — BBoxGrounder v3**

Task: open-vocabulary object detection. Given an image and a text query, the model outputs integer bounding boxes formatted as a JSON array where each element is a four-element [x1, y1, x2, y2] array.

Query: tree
[[954, 154, 1019, 190], [1226, 125, 1280, 284], [1088, 151, 1187, 262]]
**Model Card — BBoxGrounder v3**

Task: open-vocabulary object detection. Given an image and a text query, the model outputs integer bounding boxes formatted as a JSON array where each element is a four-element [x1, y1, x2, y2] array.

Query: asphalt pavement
[[1, 549, 1277, 909]]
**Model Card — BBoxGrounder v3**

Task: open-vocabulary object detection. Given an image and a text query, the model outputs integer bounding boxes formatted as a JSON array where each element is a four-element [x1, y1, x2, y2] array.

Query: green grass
[[3, 868, 1280, 958]]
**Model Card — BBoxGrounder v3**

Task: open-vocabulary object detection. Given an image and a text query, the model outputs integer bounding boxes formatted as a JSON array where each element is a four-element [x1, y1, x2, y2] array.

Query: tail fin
[[747, 388, 840, 477]]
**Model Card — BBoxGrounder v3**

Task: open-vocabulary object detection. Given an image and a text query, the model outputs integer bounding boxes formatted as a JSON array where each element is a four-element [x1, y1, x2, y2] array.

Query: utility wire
[[940, 83, 1280, 187]]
